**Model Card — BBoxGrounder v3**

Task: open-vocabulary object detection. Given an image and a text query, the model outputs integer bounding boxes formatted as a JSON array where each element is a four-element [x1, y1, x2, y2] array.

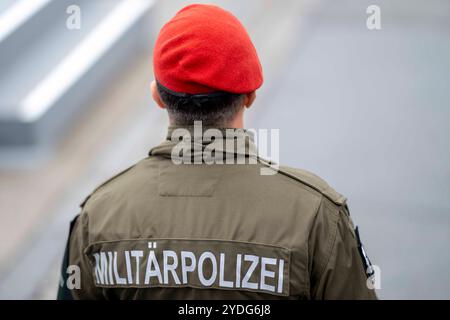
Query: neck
[[228, 107, 245, 128], [169, 118, 245, 129], [169, 107, 245, 129], [228, 116, 244, 128], [168, 107, 246, 129]]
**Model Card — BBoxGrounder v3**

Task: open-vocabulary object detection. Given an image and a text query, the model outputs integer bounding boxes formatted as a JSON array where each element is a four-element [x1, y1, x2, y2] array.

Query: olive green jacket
[[58, 127, 377, 300]]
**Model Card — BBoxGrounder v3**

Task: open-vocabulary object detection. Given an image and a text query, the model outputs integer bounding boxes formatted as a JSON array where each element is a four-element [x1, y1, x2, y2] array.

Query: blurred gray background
[[0, 0, 449, 299]]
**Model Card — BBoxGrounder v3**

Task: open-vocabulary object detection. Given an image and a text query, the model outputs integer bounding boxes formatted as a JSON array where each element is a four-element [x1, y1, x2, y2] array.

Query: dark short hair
[[156, 81, 245, 126]]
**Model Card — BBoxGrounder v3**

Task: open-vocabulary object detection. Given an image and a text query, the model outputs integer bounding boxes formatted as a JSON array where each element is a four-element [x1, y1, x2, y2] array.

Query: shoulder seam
[[318, 201, 340, 283], [270, 164, 346, 206], [79, 162, 140, 208]]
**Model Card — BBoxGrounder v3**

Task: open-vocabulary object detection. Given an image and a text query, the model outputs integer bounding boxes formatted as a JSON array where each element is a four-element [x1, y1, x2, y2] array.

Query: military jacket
[[59, 126, 377, 300]]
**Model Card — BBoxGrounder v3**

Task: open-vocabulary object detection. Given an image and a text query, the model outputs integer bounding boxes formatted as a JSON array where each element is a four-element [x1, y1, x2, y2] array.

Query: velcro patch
[[85, 238, 291, 296]]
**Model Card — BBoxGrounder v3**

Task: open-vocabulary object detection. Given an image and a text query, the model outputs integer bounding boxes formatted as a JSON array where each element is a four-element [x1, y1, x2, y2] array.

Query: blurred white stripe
[[0, 0, 51, 43], [20, 0, 154, 122]]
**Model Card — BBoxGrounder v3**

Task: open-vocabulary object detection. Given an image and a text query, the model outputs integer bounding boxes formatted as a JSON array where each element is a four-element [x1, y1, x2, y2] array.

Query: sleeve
[[56, 215, 79, 300], [308, 198, 377, 300], [62, 211, 103, 299]]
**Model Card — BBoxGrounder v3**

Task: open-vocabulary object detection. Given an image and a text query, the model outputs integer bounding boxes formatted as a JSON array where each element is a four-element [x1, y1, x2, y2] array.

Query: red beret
[[153, 4, 263, 94]]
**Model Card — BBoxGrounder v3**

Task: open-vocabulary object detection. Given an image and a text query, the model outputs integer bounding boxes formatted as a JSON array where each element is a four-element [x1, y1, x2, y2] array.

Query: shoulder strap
[[279, 166, 346, 205], [257, 157, 346, 205]]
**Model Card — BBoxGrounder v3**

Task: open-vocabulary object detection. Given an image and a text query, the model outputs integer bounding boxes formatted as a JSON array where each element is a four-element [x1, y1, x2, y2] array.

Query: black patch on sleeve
[[355, 226, 374, 278], [56, 215, 79, 300]]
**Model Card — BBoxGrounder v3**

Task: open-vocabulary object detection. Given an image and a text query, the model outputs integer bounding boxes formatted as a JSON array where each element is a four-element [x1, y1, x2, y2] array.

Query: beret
[[153, 4, 263, 94]]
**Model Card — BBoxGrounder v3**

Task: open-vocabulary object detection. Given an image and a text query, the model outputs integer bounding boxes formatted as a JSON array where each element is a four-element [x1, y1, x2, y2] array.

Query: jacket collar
[[148, 125, 258, 161]]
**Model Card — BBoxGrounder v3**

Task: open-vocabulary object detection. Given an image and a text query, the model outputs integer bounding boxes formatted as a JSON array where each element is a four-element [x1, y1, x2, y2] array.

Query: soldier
[[58, 4, 377, 300]]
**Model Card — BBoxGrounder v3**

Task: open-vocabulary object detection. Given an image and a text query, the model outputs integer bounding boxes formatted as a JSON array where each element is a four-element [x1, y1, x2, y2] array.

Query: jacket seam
[[317, 202, 339, 286], [305, 195, 324, 298]]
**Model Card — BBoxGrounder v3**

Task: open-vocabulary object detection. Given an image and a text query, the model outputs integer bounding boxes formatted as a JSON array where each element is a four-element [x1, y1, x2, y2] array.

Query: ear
[[151, 80, 166, 109], [244, 91, 256, 109]]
